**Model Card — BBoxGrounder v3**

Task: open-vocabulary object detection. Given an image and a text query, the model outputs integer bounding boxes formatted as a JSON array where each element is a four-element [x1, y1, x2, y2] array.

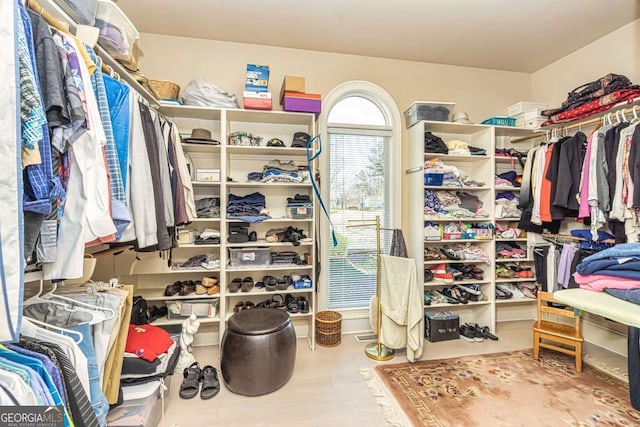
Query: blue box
[[245, 64, 269, 92], [293, 278, 312, 289]]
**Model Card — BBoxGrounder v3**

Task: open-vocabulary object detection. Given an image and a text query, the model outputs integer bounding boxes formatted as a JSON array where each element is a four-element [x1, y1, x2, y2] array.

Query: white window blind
[[328, 132, 389, 309]]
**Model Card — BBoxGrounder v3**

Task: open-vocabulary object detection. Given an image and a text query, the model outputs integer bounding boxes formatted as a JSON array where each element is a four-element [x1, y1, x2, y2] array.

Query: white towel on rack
[[379, 254, 424, 363]]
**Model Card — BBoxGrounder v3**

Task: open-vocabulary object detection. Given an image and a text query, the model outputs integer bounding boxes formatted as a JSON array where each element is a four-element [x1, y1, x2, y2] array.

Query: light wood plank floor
[[162, 320, 627, 427]]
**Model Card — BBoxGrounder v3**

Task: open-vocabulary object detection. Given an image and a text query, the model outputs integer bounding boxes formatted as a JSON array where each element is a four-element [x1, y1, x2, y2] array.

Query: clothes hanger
[[22, 317, 83, 344], [24, 281, 107, 325], [43, 282, 115, 321]]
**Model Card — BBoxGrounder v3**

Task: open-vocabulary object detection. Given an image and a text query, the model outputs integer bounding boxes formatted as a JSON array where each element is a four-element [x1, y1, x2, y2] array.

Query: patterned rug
[[371, 350, 640, 427]]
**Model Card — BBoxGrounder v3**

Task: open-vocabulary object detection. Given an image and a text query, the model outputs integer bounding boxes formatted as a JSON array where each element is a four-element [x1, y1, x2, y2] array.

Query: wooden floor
[[162, 320, 628, 427]]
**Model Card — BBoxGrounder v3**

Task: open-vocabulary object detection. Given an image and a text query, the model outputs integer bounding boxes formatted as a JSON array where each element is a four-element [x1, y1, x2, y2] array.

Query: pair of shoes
[[148, 305, 168, 323], [256, 294, 287, 309], [179, 363, 220, 400], [459, 324, 483, 342], [495, 285, 513, 299], [234, 301, 255, 312], [197, 276, 220, 295], [165, 281, 196, 297], [284, 294, 309, 313]]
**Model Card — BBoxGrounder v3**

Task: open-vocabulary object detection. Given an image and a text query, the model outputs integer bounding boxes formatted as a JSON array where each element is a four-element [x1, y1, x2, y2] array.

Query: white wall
[[532, 18, 640, 108], [138, 33, 531, 123]]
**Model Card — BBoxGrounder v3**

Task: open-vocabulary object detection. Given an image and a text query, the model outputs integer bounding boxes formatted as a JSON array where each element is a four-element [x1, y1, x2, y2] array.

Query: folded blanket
[[574, 273, 640, 292], [542, 89, 640, 126]]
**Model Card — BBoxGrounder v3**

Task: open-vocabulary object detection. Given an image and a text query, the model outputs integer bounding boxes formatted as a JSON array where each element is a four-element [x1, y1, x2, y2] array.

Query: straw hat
[[183, 128, 220, 145]]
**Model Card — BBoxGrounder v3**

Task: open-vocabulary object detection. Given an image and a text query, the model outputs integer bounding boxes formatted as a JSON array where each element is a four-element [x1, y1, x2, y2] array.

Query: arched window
[[319, 82, 401, 311]]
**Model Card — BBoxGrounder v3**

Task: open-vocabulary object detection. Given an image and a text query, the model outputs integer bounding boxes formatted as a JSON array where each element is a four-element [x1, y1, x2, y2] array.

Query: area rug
[[367, 350, 639, 427]]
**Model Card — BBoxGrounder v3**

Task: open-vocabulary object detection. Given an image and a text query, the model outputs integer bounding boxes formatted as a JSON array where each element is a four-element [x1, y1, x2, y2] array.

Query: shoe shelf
[[424, 259, 490, 265], [227, 218, 312, 223], [152, 316, 220, 326], [424, 280, 491, 287], [128, 107, 319, 349], [227, 182, 312, 188], [424, 186, 490, 191], [425, 239, 492, 244], [424, 153, 490, 162], [226, 241, 313, 248], [495, 258, 534, 263], [226, 264, 313, 272], [424, 216, 492, 222], [495, 156, 527, 163], [190, 218, 221, 223], [226, 146, 308, 156], [495, 277, 537, 283], [136, 289, 221, 302], [181, 143, 221, 153], [191, 181, 220, 187], [495, 297, 537, 305], [426, 300, 492, 309], [227, 288, 313, 297], [409, 120, 539, 336]]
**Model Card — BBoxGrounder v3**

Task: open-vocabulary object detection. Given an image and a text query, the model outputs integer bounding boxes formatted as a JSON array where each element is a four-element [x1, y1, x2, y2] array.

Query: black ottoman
[[221, 308, 296, 396]]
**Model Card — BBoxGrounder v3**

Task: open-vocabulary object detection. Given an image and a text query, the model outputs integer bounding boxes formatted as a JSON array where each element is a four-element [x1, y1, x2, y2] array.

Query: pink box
[[283, 96, 321, 116]]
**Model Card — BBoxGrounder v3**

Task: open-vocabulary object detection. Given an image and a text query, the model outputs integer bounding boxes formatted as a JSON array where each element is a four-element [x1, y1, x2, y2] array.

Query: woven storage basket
[[316, 311, 342, 347], [149, 79, 180, 100]]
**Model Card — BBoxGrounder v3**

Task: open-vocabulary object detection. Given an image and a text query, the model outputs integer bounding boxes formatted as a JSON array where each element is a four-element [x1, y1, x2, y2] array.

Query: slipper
[[195, 281, 207, 295], [229, 278, 242, 293], [207, 285, 220, 295], [241, 277, 254, 292], [200, 365, 220, 400], [276, 278, 289, 291], [297, 296, 309, 313], [263, 275, 277, 292], [179, 362, 201, 399], [244, 301, 255, 310], [234, 301, 245, 312], [440, 247, 461, 260], [202, 276, 219, 287]]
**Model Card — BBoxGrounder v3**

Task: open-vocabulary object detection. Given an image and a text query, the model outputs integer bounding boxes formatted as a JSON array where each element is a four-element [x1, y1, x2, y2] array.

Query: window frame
[[317, 81, 402, 313]]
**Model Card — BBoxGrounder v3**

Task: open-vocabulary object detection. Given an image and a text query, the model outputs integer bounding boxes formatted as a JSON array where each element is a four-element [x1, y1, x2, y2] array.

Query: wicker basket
[[316, 311, 342, 347], [149, 79, 180, 100]]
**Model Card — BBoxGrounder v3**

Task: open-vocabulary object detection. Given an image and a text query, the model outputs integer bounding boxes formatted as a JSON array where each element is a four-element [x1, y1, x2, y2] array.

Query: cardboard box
[[283, 93, 322, 115], [424, 311, 459, 342], [243, 91, 272, 110], [195, 168, 220, 182], [279, 75, 306, 102]]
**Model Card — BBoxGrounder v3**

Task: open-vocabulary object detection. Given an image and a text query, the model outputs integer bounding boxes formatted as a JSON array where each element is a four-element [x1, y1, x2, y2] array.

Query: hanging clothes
[[0, 0, 23, 344]]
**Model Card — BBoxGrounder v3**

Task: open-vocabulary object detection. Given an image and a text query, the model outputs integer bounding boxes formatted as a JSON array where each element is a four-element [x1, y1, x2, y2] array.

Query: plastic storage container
[[481, 117, 516, 126], [286, 206, 313, 219], [228, 248, 271, 267], [106, 379, 168, 427], [404, 101, 456, 128], [94, 0, 140, 62], [508, 101, 547, 117], [167, 299, 219, 319], [54, 0, 98, 25], [424, 173, 444, 186]]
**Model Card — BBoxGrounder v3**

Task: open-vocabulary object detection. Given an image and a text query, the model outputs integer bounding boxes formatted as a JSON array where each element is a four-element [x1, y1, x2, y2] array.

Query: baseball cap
[[267, 138, 285, 147], [292, 132, 311, 148]]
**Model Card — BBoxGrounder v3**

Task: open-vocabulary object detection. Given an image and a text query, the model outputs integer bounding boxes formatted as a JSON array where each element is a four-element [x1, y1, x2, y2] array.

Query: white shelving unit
[[408, 121, 497, 331], [407, 120, 539, 337], [130, 105, 317, 349]]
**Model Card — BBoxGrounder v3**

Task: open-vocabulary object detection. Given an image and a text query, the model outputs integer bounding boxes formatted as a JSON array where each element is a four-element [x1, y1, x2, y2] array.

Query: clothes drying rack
[[347, 216, 395, 361]]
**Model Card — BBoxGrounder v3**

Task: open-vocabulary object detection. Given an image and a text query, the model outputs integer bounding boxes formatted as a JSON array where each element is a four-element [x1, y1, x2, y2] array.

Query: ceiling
[[118, 0, 640, 73]]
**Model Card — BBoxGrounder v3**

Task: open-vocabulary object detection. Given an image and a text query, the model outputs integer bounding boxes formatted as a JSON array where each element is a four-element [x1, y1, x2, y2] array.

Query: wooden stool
[[533, 291, 584, 372]]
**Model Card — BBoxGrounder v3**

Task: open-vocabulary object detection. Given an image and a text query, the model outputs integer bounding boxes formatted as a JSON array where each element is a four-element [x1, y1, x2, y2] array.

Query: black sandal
[[179, 362, 201, 399], [200, 365, 220, 400], [241, 277, 254, 292]]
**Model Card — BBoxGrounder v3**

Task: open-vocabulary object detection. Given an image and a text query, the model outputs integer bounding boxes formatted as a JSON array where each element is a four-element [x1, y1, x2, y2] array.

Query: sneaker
[[459, 324, 476, 342], [477, 325, 499, 341]]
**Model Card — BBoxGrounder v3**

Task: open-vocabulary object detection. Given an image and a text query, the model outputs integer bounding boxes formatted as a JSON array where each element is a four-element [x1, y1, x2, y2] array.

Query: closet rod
[[540, 233, 615, 245], [511, 98, 640, 144], [27, 0, 120, 79]]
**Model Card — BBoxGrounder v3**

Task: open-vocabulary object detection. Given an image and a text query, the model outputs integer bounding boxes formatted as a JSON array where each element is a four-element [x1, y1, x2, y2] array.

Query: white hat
[[452, 111, 473, 124]]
